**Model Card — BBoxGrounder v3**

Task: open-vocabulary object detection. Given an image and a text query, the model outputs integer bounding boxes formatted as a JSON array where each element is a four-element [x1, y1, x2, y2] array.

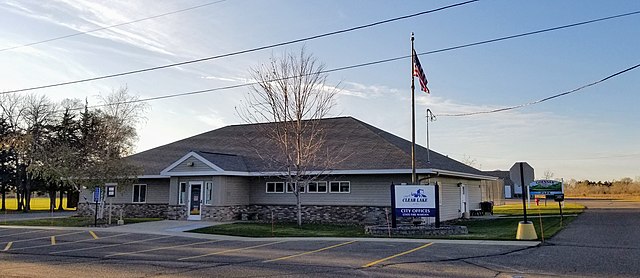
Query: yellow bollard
[[516, 221, 538, 240]]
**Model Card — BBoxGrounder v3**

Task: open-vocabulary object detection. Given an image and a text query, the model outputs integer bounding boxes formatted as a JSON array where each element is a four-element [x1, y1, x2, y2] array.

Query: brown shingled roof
[[127, 116, 486, 177]]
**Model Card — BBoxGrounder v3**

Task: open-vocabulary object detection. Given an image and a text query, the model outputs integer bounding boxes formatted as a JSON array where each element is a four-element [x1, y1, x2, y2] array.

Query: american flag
[[413, 49, 429, 94]]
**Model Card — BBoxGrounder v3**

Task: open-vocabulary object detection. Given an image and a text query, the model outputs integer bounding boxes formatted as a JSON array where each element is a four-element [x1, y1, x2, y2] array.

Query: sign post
[[390, 183, 397, 228], [93, 187, 101, 227], [510, 162, 537, 240]]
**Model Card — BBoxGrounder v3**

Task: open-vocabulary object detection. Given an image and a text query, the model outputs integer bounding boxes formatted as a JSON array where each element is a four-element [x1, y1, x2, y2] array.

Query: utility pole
[[425, 109, 436, 163]]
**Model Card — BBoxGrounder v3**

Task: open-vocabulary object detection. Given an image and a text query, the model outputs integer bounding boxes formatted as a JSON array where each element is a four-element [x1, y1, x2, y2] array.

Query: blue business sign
[[93, 187, 101, 203], [393, 185, 437, 217]]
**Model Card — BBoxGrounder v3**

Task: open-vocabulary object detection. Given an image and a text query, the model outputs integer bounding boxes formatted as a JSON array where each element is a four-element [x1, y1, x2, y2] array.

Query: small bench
[[470, 209, 484, 216]]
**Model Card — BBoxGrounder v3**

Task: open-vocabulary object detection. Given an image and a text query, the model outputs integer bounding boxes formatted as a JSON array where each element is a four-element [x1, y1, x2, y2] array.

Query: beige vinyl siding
[[467, 183, 482, 210], [80, 178, 170, 204], [168, 176, 250, 206], [219, 176, 251, 206], [437, 182, 462, 221], [427, 176, 483, 221], [169, 177, 180, 205], [171, 176, 215, 205], [168, 156, 215, 172], [249, 175, 405, 206]]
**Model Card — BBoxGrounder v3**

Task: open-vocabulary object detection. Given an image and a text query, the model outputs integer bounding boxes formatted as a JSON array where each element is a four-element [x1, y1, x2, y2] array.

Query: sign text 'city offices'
[[393, 185, 437, 217]]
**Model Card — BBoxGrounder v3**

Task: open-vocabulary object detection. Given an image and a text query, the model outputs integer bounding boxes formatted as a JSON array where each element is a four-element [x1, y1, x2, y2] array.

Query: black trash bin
[[480, 201, 494, 215], [67, 191, 79, 208]]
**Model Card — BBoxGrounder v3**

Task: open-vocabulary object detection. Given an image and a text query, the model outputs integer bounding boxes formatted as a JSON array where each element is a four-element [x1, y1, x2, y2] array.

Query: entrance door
[[460, 184, 468, 217], [188, 182, 203, 220]]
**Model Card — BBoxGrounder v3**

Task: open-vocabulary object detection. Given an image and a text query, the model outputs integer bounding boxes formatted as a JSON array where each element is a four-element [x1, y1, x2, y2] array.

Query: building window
[[329, 181, 350, 193], [179, 182, 187, 205], [204, 182, 213, 205], [307, 181, 327, 193], [266, 182, 285, 193], [286, 182, 305, 193], [133, 184, 147, 203]]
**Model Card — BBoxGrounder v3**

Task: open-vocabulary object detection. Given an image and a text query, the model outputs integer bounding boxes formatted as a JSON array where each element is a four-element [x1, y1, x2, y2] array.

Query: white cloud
[[2, 0, 181, 56], [201, 75, 245, 83]]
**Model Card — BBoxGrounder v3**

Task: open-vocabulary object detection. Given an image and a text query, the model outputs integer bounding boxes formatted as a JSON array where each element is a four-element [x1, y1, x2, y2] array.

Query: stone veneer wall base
[[248, 205, 391, 225], [77, 203, 168, 219]]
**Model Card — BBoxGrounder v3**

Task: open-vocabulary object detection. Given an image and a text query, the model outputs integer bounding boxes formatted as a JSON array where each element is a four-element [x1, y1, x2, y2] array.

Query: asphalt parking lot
[[0, 227, 533, 277], [2, 199, 639, 277]]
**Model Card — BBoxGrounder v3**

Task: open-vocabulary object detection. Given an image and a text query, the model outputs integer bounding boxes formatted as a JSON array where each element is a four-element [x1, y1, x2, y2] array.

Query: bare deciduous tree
[[237, 49, 339, 226], [83, 86, 148, 218], [461, 154, 482, 169]]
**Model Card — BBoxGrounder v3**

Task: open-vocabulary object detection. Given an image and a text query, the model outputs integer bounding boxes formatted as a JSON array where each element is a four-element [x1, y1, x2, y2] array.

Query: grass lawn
[[0, 217, 162, 227], [450, 216, 576, 240], [493, 202, 584, 216], [189, 216, 574, 241], [189, 223, 366, 237], [0, 197, 76, 211]]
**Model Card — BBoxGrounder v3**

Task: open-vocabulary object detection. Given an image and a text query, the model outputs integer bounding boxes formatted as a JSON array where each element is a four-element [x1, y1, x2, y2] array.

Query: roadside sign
[[390, 183, 440, 228], [393, 184, 437, 217], [93, 187, 101, 203], [529, 179, 563, 196]]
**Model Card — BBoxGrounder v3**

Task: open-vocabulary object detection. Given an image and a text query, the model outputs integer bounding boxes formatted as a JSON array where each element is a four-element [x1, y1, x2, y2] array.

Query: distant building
[[484, 170, 516, 199], [78, 117, 498, 224]]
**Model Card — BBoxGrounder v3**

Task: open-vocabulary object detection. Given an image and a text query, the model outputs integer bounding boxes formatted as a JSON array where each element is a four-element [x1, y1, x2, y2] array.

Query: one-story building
[[78, 117, 499, 224], [484, 170, 515, 199]]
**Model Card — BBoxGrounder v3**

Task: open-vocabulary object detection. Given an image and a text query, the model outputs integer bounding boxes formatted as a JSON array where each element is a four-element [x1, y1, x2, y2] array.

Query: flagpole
[[411, 33, 416, 184]]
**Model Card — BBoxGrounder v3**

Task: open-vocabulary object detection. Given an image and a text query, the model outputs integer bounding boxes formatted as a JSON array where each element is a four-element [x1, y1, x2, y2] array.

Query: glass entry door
[[188, 182, 202, 220]]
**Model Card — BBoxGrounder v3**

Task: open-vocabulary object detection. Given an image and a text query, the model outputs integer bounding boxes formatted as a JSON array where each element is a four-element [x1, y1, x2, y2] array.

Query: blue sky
[[1, 0, 638, 181]]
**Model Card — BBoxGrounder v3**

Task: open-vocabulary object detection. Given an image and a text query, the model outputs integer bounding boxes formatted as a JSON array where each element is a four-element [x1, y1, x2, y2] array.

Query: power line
[[448, 152, 640, 161], [4, 7, 638, 98], [438, 62, 640, 117], [82, 60, 639, 113], [0, 0, 227, 53], [0, 0, 479, 95], [78, 10, 640, 111]]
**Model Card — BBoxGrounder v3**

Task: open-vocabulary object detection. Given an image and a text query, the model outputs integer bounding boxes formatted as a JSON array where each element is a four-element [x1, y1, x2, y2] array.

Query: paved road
[[0, 228, 531, 277], [0, 199, 638, 277], [0, 211, 77, 221]]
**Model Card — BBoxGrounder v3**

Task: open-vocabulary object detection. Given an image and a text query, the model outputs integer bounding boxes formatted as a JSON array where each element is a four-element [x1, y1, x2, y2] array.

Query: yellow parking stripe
[[11, 233, 130, 252], [178, 241, 284, 261], [51, 236, 56, 246], [263, 240, 357, 263], [362, 242, 434, 268], [2, 231, 84, 244], [89, 231, 99, 239], [50, 235, 172, 255], [3, 242, 12, 251], [105, 240, 221, 257]]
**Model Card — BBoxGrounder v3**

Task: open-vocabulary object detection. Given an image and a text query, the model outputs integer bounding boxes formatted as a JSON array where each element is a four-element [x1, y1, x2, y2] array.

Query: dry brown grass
[[565, 178, 640, 198]]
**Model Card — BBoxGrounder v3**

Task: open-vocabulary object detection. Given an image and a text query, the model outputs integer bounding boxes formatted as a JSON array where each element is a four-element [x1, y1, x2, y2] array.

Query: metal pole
[[426, 110, 430, 163], [520, 162, 528, 223], [425, 109, 435, 163], [391, 183, 397, 228], [435, 182, 440, 228], [411, 33, 416, 184], [94, 199, 98, 227]]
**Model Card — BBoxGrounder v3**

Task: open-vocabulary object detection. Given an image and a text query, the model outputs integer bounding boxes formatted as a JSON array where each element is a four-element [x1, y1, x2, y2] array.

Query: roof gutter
[[149, 168, 497, 180]]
